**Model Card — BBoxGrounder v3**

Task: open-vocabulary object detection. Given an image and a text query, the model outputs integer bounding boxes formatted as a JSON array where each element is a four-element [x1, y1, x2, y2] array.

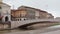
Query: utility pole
[[45, 4, 48, 11], [13, 5, 14, 9]]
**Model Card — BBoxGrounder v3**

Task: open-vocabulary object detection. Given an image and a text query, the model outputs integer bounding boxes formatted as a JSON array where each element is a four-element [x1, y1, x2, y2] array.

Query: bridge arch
[[18, 21, 56, 30]]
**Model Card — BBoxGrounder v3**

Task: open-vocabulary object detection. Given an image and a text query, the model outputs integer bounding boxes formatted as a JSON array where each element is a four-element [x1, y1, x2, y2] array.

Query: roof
[[0, 2, 11, 7], [11, 9, 27, 13], [18, 6, 47, 13]]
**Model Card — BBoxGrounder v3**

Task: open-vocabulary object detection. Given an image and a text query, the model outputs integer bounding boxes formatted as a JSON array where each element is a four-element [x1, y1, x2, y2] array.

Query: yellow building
[[11, 9, 27, 18]]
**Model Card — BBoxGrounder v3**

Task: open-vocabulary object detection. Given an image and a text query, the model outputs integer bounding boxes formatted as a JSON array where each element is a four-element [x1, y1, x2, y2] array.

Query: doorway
[[5, 16, 9, 22]]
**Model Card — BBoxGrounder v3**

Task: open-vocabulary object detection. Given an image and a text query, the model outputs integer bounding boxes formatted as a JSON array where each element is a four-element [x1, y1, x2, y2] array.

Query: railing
[[11, 18, 60, 28]]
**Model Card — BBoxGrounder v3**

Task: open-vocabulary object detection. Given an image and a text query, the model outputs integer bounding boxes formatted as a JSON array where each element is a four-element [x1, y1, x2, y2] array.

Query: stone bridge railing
[[11, 19, 60, 29]]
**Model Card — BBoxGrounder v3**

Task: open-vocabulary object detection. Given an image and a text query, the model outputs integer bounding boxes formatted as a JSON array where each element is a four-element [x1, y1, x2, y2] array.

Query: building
[[0, 0, 11, 22], [11, 6, 54, 21], [55, 17, 60, 19]]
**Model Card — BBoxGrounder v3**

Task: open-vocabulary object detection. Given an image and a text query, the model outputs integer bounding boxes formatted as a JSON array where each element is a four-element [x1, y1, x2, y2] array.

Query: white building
[[0, 0, 11, 22]]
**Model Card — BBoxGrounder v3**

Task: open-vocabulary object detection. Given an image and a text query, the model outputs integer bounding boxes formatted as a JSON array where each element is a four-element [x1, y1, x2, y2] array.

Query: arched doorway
[[5, 16, 9, 22], [0, 16, 3, 21]]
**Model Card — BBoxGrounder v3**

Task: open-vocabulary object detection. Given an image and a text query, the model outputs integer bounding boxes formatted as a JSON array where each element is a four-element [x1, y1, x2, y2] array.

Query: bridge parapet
[[11, 19, 60, 29]]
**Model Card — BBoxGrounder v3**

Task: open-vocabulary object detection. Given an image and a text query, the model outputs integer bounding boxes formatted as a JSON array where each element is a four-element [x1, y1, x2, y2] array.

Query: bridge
[[11, 19, 60, 29]]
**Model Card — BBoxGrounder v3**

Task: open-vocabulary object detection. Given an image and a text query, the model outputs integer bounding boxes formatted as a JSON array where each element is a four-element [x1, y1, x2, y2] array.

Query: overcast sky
[[3, 0, 60, 18]]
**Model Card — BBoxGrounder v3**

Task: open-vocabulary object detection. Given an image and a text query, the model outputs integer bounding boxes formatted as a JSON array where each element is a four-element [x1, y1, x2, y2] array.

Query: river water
[[0, 25, 60, 34], [0, 29, 25, 34]]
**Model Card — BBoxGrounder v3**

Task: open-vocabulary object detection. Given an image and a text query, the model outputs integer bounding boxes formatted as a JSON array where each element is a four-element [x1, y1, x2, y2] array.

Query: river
[[0, 25, 60, 34], [0, 29, 25, 34]]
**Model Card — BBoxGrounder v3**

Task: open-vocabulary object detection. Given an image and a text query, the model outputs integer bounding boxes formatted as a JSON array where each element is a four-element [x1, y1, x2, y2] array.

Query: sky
[[3, 0, 60, 18]]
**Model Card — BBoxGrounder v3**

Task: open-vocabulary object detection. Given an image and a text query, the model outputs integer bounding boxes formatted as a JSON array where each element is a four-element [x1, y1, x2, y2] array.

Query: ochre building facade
[[11, 6, 54, 21]]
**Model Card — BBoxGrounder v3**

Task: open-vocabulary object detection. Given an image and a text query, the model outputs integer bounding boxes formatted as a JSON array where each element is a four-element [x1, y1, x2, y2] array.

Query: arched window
[[20, 19, 21, 21]]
